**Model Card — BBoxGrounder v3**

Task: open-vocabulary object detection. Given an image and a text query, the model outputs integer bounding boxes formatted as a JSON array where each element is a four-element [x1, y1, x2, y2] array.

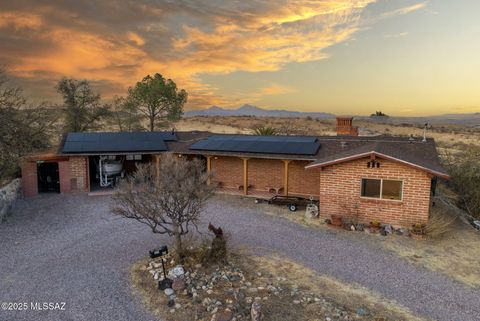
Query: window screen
[[361, 179, 381, 198], [381, 180, 403, 200]]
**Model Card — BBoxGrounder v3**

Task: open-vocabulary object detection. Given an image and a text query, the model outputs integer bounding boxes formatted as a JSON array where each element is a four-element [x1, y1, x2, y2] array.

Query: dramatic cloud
[[0, 0, 382, 107]]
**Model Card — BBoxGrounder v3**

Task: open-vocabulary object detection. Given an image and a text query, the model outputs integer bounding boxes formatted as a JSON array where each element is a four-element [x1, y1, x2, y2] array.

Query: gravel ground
[[1, 194, 479, 321]]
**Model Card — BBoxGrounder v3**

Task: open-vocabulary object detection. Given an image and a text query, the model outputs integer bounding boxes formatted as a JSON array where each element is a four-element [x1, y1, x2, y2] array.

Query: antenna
[[422, 123, 428, 143]]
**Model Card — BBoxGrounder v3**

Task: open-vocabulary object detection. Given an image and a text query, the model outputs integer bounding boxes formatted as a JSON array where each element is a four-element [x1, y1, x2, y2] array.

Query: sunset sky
[[1, 0, 479, 116]]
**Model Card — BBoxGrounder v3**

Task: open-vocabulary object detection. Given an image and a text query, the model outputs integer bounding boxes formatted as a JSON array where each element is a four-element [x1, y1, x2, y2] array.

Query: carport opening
[[37, 162, 60, 193], [88, 154, 153, 192]]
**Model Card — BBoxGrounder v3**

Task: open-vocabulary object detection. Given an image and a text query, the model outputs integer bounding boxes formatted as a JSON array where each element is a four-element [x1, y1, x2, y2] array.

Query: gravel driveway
[[1, 194, 479, 321]]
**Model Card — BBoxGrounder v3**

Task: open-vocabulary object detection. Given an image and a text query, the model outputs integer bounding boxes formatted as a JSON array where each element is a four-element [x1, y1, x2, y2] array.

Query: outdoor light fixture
[[149, 246, 173, 290]]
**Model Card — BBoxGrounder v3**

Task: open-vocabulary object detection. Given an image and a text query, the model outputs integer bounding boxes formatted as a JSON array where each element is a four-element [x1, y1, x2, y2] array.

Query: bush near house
[[443, 145, 480, 219]]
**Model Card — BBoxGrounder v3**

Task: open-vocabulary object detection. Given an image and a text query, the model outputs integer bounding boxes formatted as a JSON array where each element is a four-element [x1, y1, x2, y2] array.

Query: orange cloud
[[0, 1, 379, 107]]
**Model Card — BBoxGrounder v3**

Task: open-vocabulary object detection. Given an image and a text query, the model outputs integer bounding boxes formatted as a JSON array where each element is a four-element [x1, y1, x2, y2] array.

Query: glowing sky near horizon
[[1, 0, 479, 116]]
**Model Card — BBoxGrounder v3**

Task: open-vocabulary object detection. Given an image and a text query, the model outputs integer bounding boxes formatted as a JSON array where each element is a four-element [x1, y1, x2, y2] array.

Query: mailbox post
[[149, 246, 172, 290]]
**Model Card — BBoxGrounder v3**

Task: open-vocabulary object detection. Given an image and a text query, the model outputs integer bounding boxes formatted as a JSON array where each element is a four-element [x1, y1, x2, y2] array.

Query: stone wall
[[0, 178, 21, 223]]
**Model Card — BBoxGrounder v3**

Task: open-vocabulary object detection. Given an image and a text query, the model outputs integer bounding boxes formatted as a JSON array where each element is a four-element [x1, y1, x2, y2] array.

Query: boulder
[[172, 277, 186, 291]]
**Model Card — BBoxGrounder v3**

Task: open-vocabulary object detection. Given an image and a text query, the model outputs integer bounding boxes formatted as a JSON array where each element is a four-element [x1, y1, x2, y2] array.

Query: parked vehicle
[[255, 195, 317, 212]]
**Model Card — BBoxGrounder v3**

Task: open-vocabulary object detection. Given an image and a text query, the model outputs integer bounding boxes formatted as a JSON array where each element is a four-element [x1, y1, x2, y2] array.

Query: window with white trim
[[361, 178, 403, 200]]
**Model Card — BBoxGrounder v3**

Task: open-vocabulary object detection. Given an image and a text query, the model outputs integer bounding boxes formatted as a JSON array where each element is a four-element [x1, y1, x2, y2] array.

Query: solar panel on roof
[[189, 135, 320, 155], [62, 132, 176, 153]]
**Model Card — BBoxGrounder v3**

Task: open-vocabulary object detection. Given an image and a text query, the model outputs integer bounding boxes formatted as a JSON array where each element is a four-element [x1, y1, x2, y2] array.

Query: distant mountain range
[[184, 104, 335, 119], [184, 104, 480, 126]]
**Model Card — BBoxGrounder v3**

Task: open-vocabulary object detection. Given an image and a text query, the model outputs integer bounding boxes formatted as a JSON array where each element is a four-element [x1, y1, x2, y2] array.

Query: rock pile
[[146, 259, 368, 321]]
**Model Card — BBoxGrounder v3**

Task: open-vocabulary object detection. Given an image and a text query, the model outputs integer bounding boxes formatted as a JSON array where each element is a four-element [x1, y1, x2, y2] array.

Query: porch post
[[283, 160, 291, 196], [206, 155, 212, 185], [242, 158, 249, 195], [155, 155, 160, 177]]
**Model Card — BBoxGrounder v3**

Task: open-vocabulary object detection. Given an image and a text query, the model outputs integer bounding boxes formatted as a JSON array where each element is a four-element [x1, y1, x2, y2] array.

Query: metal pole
[[161, 258, 167, 279]]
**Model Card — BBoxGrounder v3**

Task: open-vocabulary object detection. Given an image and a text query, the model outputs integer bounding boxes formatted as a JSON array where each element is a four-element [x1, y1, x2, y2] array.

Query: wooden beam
[[283, 160, 291, 196], [206, 156, 212, 185], [155, 155, 160, 177], [242, 158, 249, 195]]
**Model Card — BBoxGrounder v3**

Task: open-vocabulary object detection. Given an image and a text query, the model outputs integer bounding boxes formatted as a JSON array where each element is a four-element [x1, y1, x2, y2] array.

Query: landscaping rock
[[356, 307, 370, 316], [172, 277, 186, 291], [168, 265, 185, 278], [211, 308, 233, 321], [250, 302, 262, 321], [164, 288, 174, 296], [383, 224, 393, 234]]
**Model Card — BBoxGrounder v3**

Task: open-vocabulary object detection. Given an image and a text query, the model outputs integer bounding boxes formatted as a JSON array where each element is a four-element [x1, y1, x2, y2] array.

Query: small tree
[[127, 73, 187, 131], [112, 154, 213, 259], [56, 78, 109, 132]]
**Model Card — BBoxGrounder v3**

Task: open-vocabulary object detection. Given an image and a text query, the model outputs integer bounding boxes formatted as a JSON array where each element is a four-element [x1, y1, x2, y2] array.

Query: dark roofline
[[305, 150, 449, 179]]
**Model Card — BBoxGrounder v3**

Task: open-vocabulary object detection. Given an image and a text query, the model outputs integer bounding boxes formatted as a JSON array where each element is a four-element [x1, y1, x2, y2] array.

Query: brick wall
[[58, 161, 72, 193], [247, 158, 284, 193], [210, 156, 320, 197], [69, 156, 89, 192], [210, 156, 243, 188], [288, 160, 320, 197], [21, 161, 38, 197], [319, 157, 431, 227]]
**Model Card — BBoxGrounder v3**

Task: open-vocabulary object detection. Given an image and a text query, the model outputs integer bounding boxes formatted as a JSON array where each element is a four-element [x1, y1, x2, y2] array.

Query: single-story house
[[21, 117, 448, 227]]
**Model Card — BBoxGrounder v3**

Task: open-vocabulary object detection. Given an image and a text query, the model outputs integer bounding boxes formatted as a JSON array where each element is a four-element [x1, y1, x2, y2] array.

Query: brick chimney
[[336, 116, 358, 136]]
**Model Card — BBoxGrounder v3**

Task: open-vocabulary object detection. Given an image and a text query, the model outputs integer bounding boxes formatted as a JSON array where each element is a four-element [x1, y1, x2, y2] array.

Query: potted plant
[[370, 220, 381, 228], [330, 215, 343, 227], [411, 223, 426, 239]]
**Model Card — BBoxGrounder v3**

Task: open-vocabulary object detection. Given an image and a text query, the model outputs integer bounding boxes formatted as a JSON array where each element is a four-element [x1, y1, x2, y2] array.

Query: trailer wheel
[[288, 204, 297, 212]]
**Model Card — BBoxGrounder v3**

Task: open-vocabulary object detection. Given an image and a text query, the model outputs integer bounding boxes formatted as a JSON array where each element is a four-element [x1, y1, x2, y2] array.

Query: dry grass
[[425, 207, 456, 239], [382, 212, 480, 288], [252, 255, 428, 321], [130, 251, 428, 321]]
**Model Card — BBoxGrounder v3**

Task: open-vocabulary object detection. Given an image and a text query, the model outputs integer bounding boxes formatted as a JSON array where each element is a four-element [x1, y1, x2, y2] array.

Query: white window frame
[[360, 178, 403, 201]]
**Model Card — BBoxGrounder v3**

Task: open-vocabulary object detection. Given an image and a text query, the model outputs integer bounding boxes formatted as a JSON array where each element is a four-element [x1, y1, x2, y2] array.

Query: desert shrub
[[201, 224, 229, 265], [443, 145, 480, 219], [425, 207, 456, 239], [253, 126, 277, 136]]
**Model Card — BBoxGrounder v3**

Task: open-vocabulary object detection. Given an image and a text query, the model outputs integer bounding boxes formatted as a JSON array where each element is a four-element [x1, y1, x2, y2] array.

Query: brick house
[[21, 117, 448, 227]]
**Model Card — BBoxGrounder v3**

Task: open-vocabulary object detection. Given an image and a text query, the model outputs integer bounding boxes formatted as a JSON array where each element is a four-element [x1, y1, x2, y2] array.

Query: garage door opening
[[37, 162, 60, 193], [88, 154, 153, 192]]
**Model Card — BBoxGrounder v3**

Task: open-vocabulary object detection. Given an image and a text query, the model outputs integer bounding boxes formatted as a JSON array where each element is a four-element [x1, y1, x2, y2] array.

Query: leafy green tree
[[108, 96, 144, 132], [127, 73, 187, 131], [56, 78, 109, 132], [0, 68, 53, 181], [253, 126, 277, 135]]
